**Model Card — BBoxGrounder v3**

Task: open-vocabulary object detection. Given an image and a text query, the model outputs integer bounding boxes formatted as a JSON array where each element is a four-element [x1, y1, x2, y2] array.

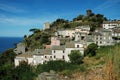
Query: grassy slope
[[60, 44, 120, 80]]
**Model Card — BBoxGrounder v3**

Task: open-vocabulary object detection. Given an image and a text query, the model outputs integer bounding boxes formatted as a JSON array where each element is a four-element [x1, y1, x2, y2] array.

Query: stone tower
[[44, 22, 50, 30]]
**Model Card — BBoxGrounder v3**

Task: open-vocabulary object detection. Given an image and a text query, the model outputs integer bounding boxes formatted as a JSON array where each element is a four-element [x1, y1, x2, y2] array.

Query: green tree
[[0, 49, 16, 80], [14, 61, 36, 80], [36, 60, 76, 74], [68, 50, 83, 64], [73, 15, 84, 21], [29, 28, 40, 33], [84, 43, 98, 56]]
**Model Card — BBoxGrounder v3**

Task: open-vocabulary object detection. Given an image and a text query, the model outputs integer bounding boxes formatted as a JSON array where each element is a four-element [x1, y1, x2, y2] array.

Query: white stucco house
[[14, 41, 85, 66], [102, 21, 120, 29]]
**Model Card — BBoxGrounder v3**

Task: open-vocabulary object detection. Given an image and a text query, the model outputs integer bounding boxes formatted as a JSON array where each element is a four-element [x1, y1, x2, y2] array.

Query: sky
[[0, 0, 120, 37]]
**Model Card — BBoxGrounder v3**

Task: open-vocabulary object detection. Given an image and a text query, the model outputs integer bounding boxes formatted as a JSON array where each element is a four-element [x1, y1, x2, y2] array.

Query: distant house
[[112, 27, 120, 43], [102, 21, 120, 29], [14, 52, 33, 66], [55, 30, 66, 37], [65, 42, 84, 61], [92, 29, 114, 46], [75, 25, 90, 34], [14, 43, 26, 54], [74, 32, 88, 41], [45, 37, 60, 49], [51, 46, 65, 61], [55, 29, 75, 39]]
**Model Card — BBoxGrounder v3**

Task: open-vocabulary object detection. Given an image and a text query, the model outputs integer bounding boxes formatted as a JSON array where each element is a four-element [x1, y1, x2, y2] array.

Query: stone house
[[55, 30, 66, 37], [45, 37, 60, 49], [112, 27, 120, 43], [55, 29, 75, 39], [65, 42, 84, 61], [14, 43, 26, 54], [50, 37, 60, 46], [14, 52, 33, 66], [92, 29, 114, 46], [102, 21, 120, 29], [51, 46, 65, 61], [14, 49, 52, 66], [74, 32, 88, 41], [75, 25, 90, 34]]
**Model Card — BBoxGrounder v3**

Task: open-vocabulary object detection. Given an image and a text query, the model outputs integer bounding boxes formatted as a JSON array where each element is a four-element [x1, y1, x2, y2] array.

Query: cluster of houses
[[14, 21, 120, 66]]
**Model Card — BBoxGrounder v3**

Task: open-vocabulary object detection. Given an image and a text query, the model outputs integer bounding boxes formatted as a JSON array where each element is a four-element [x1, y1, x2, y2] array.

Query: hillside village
[[0, 9, 120, 80], [14, 10, 120, 66]]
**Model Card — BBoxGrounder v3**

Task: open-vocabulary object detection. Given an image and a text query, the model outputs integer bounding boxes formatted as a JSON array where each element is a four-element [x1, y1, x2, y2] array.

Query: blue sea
[[0, 37, 23, 53]]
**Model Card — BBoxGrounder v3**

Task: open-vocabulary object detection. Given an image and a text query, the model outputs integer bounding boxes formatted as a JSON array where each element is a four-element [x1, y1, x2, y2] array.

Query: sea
[[0, 37, 23, 53]]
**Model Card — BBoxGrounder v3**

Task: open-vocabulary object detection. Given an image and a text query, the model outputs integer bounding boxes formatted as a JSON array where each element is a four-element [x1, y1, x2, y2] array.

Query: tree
[[68, 50, 83, 64], [84, 43, 98, 56], [14, 61, 36, 80], [0, 49, 16, 80], [36, 60, 76, 74], [73, 15, 84, 21], [29, 28, 40, 33]]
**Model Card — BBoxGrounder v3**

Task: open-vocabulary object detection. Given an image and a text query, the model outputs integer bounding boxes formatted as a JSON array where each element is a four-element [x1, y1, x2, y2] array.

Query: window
[[100, 41, 102, 44], [96, 41, 98, 44], [63, 50, 65, 53], [45, 56, 47, 58], [50, 56, 52, 58], [54, 55, 56, 58], [62, 55, 65, 60], [54, 50, 55, 53], [77, 45, 79, 48], [81, 36, 85, 40]]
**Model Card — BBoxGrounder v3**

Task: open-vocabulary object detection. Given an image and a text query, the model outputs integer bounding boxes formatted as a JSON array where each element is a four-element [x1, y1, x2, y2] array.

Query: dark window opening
[[63, 50, 65, 53], [62, 55, 65, 60], [54, 55, 56, 58], [81, 36, 85, 40], [45, 56, 47, 58]]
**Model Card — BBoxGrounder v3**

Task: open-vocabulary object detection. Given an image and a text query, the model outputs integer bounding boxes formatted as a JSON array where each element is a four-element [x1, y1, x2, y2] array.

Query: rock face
[[38, 70, 58, 80], [38, 70, 71, 80]]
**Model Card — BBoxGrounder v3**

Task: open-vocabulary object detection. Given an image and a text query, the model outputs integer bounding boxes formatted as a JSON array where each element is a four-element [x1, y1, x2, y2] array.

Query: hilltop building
[[43, 22, 50, 30]]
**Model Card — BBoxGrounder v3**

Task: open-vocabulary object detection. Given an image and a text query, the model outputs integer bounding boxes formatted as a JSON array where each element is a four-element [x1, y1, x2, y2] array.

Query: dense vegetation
[[84, 43, 98, 56], [0, 49, 36, 80], [68, 50, 83, 64], [23, 30, 51, 51], [50, 10, 107, 31]]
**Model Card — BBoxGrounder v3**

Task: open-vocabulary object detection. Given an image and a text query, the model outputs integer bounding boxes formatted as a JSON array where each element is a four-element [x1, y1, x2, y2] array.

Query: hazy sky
[[0, 0, 120, 37]]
